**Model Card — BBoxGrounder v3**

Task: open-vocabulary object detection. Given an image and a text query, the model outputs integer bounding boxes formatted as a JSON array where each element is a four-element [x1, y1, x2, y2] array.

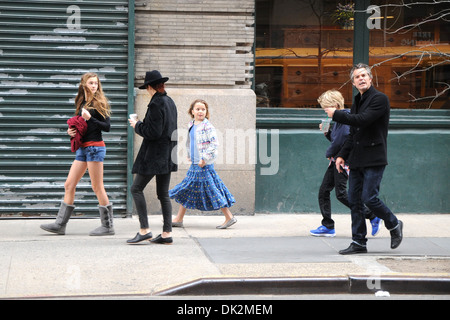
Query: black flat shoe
[[126, 232, 152, 244], [390, 220, 403, 249], [338, 242, 367, 255], [150, 234, 173, 245]]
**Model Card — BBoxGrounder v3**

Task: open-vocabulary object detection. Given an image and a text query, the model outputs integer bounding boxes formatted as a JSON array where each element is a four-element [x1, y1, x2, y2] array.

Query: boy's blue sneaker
[[310, 225, 335, 237], [370, 217, 382, 236]]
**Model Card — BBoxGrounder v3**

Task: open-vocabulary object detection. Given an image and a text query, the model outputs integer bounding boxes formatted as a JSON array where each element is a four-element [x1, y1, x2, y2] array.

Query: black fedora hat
[[138, 70, 169, 89]]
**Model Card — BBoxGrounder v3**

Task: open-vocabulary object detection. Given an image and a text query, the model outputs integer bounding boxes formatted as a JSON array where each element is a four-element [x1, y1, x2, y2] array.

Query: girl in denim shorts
[[40, 72, 114, 236]]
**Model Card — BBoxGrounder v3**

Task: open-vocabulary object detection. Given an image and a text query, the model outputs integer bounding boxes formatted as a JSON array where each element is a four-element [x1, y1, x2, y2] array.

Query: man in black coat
[[325, 63, 403, 254]]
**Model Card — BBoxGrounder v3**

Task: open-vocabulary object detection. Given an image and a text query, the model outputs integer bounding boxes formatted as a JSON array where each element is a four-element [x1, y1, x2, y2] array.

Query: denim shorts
[[75, 146, 106, 162]]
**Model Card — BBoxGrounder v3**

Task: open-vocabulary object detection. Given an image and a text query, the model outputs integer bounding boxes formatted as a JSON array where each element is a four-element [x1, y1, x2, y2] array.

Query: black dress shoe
[[126, 232, 152, 244], [339, 242, 367, 255], [150, 234, 173, 245], [390, 220, 403, 249]]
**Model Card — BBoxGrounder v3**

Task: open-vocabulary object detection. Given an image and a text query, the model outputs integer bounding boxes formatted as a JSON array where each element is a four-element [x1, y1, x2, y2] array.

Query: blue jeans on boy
[[348, 165, 398, 246]]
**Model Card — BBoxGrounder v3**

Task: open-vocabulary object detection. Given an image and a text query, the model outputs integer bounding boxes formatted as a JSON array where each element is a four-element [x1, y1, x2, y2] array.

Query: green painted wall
[[256, 108, 450, 214]]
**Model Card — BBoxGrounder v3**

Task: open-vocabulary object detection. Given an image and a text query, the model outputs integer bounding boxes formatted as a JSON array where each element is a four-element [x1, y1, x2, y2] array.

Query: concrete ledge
[[156, 276, 450, 296]]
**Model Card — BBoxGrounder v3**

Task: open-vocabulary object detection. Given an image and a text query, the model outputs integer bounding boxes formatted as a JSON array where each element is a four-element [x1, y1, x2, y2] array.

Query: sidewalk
[[0, 213, 449, 299]]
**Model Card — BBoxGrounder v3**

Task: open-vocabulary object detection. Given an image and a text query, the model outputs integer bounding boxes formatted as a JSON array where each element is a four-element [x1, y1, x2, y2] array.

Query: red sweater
[[67, 116, 88, 152]]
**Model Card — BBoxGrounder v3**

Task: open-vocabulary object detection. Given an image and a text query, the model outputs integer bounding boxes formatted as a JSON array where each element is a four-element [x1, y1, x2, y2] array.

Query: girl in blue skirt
[[169, 99, 237, 229]]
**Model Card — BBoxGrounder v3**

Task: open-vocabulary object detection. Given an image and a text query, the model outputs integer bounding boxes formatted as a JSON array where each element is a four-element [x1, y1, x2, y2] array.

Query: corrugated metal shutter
[[0, 0, 131, 217]]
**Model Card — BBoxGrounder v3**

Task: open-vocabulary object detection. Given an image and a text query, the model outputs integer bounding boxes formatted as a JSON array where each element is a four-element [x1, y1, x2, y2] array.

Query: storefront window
[[255, 0, 450, 109], [368, 0, 450, 109]]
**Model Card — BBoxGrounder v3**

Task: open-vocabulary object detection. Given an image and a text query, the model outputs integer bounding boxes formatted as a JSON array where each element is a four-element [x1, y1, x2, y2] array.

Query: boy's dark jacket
[[334, 85, 390, 169], [325, 109, 350, 159]]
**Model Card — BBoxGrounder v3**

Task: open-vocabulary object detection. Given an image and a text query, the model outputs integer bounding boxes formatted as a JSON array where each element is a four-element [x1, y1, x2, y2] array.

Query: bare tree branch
[[385, 10, 450, 34], [408, 82, 450, 108]]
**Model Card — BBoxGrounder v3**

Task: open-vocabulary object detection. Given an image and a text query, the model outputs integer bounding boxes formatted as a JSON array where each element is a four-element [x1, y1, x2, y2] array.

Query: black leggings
[[131, 173, 172, 232]]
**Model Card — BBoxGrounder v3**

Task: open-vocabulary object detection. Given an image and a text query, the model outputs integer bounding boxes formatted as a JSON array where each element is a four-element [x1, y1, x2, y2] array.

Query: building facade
[[133, 0, 256, 215], [0, 0, 448, 217], [253, 0, 449, 214]]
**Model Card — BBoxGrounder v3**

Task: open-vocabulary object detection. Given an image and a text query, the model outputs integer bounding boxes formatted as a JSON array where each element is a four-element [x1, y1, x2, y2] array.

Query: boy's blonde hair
[[317, 90, 345, 109]]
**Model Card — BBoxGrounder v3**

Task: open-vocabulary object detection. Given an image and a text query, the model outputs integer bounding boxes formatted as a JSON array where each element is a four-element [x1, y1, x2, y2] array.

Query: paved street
[[0, 213, 449, 299]]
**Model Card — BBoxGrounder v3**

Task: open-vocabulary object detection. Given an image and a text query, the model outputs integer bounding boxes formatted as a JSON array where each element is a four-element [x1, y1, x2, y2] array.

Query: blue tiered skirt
[[169, 164, 235, 211]]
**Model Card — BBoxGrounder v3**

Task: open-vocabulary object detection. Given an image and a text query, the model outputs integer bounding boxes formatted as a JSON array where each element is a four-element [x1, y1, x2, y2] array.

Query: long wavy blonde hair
[[74, 72, 111, 119]]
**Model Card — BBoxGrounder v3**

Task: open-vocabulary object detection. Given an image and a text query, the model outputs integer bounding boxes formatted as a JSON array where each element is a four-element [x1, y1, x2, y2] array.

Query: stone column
[[133, 88, 256, 216]]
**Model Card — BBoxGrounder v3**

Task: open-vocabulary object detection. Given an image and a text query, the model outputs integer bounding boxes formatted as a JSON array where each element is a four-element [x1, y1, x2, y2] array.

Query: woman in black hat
[[127, 70, 178, 244]]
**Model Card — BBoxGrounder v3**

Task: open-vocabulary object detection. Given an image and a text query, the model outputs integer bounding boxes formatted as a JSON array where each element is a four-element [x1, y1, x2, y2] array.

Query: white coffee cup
[[129, 113, 138, 121], [321, 119, 331, 132]]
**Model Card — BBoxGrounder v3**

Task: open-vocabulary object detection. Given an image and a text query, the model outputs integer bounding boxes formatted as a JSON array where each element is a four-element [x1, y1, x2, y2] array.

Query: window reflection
[[255, 0, 450, 109]]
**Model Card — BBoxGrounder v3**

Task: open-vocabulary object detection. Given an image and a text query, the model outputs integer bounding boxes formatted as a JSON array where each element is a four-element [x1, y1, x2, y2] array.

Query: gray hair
[[350, 63, 373, 81]]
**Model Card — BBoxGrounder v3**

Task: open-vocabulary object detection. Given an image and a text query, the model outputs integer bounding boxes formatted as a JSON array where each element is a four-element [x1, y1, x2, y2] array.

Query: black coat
[[334, 86, 390, 168], [132, 92, 178, 175]]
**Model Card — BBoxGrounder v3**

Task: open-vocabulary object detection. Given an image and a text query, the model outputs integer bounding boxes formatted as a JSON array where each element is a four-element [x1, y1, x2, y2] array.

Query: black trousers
[[348, 166, 398, 245], [318, 163, 374, 229], [131, 173, 172, 232]]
